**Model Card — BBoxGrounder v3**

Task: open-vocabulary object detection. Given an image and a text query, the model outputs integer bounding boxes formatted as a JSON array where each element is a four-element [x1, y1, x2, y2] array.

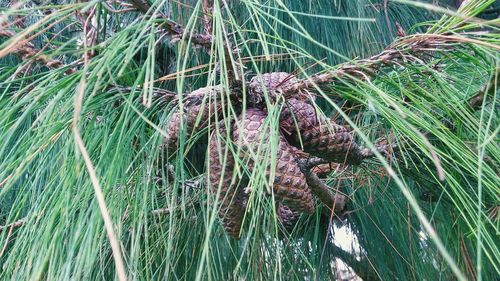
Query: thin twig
[[305, 171, 347, 213], [76, 6, 98, 61], [128, 0, 242, 85], [0, 27, 76, 74], [201, 0, 213, 36], [0, 217, 27, 231], [0, 217, 27, 257], [128, 0, 213, 50]]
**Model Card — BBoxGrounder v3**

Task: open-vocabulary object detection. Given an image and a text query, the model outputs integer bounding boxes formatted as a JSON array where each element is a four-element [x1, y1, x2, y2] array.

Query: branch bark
[[468, 67, 499, 110], [0, 217, 27, 231], [128, 0, 242, 86], [305, 170, 347, 214], [201, 0, 214, 36], [277, 34, 482, 97], [331, 244, 380, 281], [0, 28, 76, 74], [128, 0, 213, 50], [296, 156, 347, 214]]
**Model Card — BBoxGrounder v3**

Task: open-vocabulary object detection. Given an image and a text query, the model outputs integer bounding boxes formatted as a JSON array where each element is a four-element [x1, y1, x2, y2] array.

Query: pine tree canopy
[[0, 0, 499, 280]]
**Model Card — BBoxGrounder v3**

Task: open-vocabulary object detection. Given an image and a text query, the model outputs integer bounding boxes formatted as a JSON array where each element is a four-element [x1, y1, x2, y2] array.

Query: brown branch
[[0, 217, 27, 231], [468, 67, 499, 110], [296, 157, 347, 214], [201, 0, 214, 36], [9, 0, 26, 28], [0, 28, 76, 74], [330, 244, 380, 281], [128, 0, 242, 85], [293, 135, 398, 212], [279, 34, 461, 97], [75, 6, 98, 62], [297, 156, 330, 171], [311, 163, 342, 176], [306, 171, 347, 214], [128, 0, 213, 50]]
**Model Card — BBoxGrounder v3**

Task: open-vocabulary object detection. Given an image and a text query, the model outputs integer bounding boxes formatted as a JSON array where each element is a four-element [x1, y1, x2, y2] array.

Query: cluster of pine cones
[[164, 72, 384, 239]]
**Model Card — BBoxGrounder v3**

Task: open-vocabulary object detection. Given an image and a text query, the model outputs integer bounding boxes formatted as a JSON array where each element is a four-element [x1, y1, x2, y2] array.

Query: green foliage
[[0, 0, 498, 280]]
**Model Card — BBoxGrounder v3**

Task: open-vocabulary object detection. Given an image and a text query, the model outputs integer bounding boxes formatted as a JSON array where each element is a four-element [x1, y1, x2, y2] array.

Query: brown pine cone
[[164, 86, 222, 149], [277, 203, 301, 232], [248, 72, 298, 106], [233, 108, 314, 214], [280, 98, 366, 165], [208, 121, 247, 239], [249, 72, 297, 91]]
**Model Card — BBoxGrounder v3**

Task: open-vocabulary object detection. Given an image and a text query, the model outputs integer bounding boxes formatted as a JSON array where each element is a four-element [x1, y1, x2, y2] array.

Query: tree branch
[[278, 34, 470, 97], [0, 217, 27, 231], [0, 28, 76, 74], [331, 244, 380, 281], [201, 0, 214, 36], [128, 0, 213, 50], [468, 67, 499, 110], [296, 156, 347, 214], [128, 0, 242, 86], [306, 170, 347, 214]]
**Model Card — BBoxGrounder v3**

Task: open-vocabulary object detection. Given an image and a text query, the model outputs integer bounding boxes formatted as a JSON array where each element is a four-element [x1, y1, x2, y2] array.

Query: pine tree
[[0, 0, 498, 280]]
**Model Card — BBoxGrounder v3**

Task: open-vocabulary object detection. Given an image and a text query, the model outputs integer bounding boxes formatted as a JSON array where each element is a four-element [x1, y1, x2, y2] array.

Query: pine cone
[[164, 86, 222, 149], [248, 72, 297, 106], [208, 121, 247, 239], [280, 98, 366, 165], [233, 108, 314, 214], [277, 203, 301, 232]]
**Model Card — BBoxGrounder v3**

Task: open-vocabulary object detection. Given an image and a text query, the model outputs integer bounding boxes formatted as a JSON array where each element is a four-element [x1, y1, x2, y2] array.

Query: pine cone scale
[[277, 203, 301, 232], [165, 86, 223, 149], [233, 108, 314, 214], [208, 121, 247, 239], [280, 98, 364, 164]]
